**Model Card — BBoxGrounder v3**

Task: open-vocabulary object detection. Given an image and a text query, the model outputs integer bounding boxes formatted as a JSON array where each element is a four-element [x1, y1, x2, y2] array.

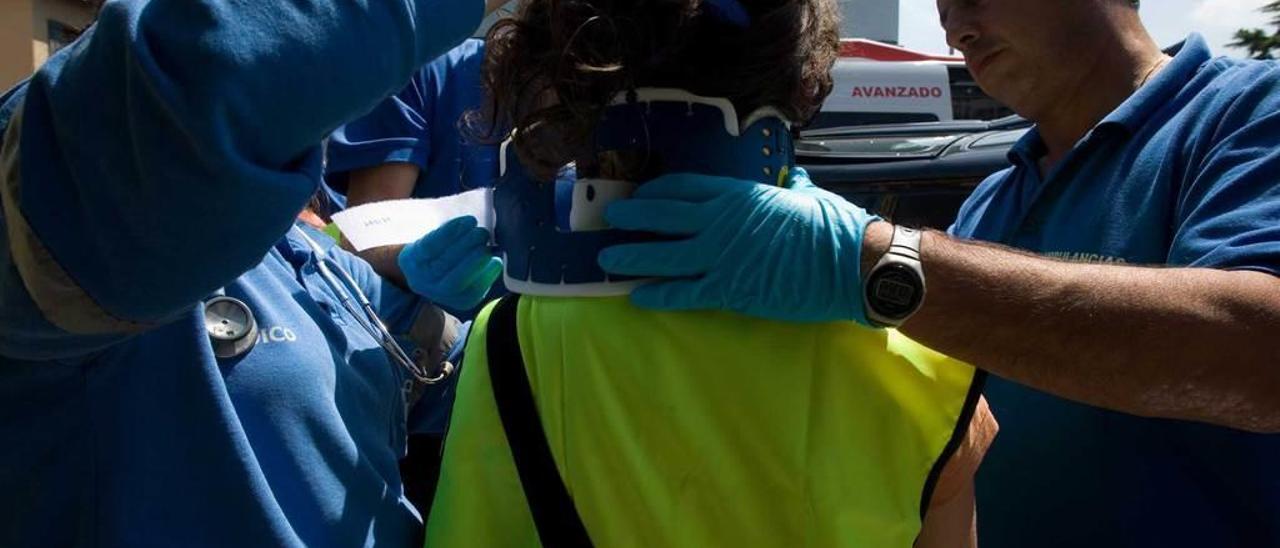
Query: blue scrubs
[[951, 34, 1280, 547], [0, 0, 482, 545], [325, 38, 498, 210]]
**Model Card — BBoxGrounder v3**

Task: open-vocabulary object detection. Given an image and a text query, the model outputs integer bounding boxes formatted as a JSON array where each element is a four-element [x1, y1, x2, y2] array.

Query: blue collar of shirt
[[1006, 33, 1212, 167], [274, 223, 339, 270]]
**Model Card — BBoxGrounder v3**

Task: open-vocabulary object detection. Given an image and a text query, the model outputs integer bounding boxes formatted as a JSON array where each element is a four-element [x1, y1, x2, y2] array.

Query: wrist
[[861, 220, 894, 280], [861, 223, 928, 328], [369, 244, 408, 290]]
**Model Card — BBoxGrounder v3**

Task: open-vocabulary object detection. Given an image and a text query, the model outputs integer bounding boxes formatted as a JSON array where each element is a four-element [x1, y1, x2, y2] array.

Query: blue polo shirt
[[951, 35, 1280, 547], [325, 39, 499, 210], [0, 0, 481, 545]]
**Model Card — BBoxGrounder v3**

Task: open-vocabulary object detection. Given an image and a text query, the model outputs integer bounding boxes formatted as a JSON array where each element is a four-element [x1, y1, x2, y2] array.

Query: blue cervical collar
[[494, 89, 795, 296]]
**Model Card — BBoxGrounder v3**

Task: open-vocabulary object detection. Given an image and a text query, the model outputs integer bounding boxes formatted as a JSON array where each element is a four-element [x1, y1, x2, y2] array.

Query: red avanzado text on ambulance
[[850, 86, 946, 99]]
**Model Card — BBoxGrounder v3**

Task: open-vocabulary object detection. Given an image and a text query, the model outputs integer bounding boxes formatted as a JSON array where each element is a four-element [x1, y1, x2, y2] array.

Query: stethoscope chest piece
[[205, 295, 259, 359]]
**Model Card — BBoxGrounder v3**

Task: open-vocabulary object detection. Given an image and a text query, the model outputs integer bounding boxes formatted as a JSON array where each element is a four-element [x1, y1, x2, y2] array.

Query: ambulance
[[812, 39, 1013, 129]]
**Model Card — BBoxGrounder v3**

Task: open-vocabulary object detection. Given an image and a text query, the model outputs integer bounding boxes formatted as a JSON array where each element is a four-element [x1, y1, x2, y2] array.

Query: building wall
[[840, 0, 899, 44], [0, 0, 96, 91], [1, 0, 38, 90]]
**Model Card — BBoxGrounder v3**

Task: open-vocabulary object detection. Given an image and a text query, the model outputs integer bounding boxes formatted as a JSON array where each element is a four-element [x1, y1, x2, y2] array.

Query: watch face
[[867, 264, 922, 319]]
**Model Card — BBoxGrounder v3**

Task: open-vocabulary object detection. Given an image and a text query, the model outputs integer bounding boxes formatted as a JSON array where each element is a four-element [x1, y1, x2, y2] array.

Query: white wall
[[0, 0, 36, 90]]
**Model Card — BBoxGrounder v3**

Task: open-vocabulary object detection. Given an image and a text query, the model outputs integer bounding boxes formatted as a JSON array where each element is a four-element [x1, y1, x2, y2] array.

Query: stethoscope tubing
[[202, 225, 453, 385]]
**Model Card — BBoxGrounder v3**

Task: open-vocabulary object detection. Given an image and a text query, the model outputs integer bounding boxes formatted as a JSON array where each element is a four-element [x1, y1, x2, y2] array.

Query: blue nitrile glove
[[399, 216, 503, 311], [598, 169, 881, 325]]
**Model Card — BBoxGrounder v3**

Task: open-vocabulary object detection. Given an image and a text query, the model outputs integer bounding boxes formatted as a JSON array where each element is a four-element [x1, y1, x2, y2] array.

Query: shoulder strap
[[486, 294, 594, 547]]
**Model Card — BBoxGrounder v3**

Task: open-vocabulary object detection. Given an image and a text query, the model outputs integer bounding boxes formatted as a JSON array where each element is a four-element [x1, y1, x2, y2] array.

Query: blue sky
[[899, 0, 1275, 57]]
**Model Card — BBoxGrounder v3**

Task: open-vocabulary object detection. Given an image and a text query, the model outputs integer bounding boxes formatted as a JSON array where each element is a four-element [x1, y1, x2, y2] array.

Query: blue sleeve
[[325, 76, 434, 196], [0, 0, 483, 360], [1170, 69, 1280, 275]]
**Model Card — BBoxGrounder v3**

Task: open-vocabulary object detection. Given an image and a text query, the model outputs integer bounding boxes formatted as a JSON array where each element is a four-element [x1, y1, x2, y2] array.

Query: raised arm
[[0, 0, 490, 359]]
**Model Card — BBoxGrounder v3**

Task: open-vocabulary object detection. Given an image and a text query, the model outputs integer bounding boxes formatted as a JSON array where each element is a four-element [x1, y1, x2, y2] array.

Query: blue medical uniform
[[0, 0, 483, 545], [325, 38, 498, 210], [951, 34, 1280, 547]]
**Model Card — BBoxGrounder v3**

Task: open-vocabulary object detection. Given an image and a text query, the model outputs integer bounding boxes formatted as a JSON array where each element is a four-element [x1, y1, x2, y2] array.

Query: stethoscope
[[204, 290, 259, 360], [201, 225, 454, 385]]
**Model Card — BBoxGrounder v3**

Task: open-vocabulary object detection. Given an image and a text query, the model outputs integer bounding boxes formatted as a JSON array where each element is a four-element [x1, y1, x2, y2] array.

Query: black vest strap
[[487, 295, 594, 547]]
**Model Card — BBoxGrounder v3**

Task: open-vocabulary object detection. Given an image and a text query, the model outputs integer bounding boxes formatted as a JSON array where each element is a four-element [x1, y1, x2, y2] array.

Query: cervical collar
[[495, 88, 795, 297]]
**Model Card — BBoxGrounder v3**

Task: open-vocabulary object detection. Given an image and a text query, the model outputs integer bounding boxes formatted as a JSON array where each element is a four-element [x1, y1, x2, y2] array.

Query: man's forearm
[[867, 223, 1280, 432]]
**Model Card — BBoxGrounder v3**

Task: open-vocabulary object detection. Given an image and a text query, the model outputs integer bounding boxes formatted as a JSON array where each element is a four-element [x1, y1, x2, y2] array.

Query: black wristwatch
[[863, 225, 926, 328]]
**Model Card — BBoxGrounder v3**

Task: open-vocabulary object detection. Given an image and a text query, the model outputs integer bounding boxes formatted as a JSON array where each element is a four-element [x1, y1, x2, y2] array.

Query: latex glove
[[398, 216, 503, 311], [598, 169, 881, 325]]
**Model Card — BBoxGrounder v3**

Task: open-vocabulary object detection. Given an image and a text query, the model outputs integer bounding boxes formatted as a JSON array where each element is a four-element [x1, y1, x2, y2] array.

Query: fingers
[[401, 216, 489, 276], [604, 199, 711, 234], [437, 247, 500, 292], [597, 239, 713, 278], [458, 257, 503, 308], [414, 216, 477, 258], [436, 256, 503, 310], [400, 216, 499, 307], [476, 256, 504, 289], [429, 225, 491, 269]]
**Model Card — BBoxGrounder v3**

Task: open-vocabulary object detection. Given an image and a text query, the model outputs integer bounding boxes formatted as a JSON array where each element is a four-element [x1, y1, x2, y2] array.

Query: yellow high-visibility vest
[[427, 295, 980, 547]]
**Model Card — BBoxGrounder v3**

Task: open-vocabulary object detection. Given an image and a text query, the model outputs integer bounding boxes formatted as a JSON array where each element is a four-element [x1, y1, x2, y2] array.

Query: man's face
[[936, 0, 1109, 118]]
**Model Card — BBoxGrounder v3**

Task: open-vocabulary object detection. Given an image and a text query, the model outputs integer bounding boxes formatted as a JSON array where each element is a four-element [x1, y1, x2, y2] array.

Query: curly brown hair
[[466, 0, 841, 180]]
